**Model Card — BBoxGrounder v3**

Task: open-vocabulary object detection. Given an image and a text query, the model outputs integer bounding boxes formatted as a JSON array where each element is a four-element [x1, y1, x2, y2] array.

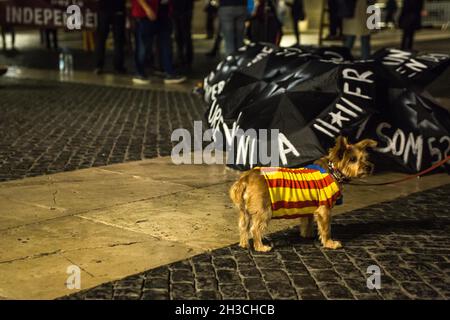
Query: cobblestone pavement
[[0, 78, 204, 182], [63, 183, 450, 300]]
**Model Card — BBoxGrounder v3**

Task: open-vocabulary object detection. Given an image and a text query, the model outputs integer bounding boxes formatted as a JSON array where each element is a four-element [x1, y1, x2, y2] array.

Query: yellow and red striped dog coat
[[259, 165, 342, 219]]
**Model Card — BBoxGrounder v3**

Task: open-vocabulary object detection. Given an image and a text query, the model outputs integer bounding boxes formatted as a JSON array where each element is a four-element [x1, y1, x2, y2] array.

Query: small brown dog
[[229, 136, 377, 252]]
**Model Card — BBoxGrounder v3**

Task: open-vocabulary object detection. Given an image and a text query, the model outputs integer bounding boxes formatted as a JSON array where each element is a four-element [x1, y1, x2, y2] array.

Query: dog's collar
[[328, 161, 350, 184]]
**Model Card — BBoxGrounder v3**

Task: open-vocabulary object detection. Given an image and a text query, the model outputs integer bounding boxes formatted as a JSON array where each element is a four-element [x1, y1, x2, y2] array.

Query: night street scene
[[0, 0, 450, 310]]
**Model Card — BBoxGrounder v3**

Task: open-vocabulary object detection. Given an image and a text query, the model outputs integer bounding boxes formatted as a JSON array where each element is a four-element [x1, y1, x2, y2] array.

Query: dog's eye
[[349, 156, 357, 162]]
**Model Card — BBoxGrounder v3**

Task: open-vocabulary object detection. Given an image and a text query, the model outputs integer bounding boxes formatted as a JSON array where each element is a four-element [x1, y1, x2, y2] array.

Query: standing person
[[286, 0, 305, 45], [204, 0, 218, 39], [327, 0, 342, 40], [385, 0, 398, 28], [94, 0, 126, 74], [399, 0, 425, 50], [173, 0, 194, 71], [218, 0, 248, 56], [250, 0, 283, 45], [40, 28, 58, 50], [132, 0, 186, 84], [45, 29, 58, 50], [205, 24, 222, 57], [1, 25, 16, 51], [341, 0, 371, 60]]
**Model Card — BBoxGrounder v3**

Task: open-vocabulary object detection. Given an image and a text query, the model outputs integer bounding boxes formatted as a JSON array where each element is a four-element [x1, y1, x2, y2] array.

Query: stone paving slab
[[0, 166, 193, 230], [0, 157, 238, 299], [63, 183, 450, 300], [0, 222, 201, 300], [0, 154, 448, 299], [0, 77, 204, 182]]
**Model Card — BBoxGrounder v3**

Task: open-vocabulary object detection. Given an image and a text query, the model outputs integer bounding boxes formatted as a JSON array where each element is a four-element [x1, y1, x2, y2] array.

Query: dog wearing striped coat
[[229, 136, 377, 252]]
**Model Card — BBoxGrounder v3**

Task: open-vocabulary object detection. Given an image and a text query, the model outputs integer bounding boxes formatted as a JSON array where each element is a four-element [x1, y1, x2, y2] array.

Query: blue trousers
[[344, 35, 371, 60], [218, 6, 247, 56], [134, 17, 174, 77]]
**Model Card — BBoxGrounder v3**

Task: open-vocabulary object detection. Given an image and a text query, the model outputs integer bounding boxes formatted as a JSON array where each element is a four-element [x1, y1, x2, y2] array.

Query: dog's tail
[[229, 171, 252, 210]]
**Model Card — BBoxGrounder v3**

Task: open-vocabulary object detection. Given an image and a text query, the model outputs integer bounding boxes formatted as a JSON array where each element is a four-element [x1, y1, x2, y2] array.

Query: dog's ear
[[355, 139, 378, 150], [334, 136, 349, 159]]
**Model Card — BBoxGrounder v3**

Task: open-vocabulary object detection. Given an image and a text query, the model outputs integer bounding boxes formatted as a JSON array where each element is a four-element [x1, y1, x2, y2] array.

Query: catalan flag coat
[[259, 165, 342, 219]]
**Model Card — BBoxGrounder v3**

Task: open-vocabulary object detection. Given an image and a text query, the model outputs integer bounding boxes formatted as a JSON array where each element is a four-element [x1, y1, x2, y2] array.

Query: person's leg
[[275, 21, 283, 46], [218, 7, 236, 56], [336, 16, 343, 37], [407, 29, 415, 50], [344, 35, 356, 50], [360, 35, 371, 59], [10, 27, 15, 48], [292, 16, 300, 44], [52, 29, 58, 50], [44, 29, 51, 49], [215, 32, 223, 52], [401, 28, 414, 50], [328, 0, 337, 37], [173, 14, 185, 66], [158, 16, 175, 75], [207, 22, 222, 56], [112, 11, 126, 72], [134, 19, 152, 78], [1, 27, 5, 50], [233, 7, 247, 52], [401, 29, 407, 50], [40, 29, 44, 45], [185, 10, 193, 67], [385, 11, 392, 26], [95, 12, 110, 70], [206, 8, 215, 39], [158, 14, 186, 84]]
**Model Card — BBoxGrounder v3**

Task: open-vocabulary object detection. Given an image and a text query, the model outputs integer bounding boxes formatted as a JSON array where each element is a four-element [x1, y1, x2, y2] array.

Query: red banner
[[0, 0, 98, 29]]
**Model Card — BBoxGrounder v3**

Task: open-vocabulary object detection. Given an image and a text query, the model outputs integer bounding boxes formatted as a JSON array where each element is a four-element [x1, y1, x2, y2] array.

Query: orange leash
[[349, 155, 450, 186]]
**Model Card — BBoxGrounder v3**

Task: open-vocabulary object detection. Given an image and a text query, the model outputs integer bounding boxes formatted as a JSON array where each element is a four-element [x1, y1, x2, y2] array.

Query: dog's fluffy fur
[[229, 136, 377, 252]]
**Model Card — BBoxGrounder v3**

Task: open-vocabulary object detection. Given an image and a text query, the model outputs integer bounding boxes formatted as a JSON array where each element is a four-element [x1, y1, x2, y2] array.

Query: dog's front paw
[[324, 240, 342, 250], [254, 245, 272, 252]]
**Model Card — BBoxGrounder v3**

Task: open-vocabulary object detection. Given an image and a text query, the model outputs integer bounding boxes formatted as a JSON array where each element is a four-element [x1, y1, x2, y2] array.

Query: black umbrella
[[371, 48, 450, 87], [203, 44, 450, 174], [207, 46, 352, 132], [203, 42, 279, 103], [357, 87, 450, 173], [223, 60, 377, 170], [356, 48, 450, 173], [205, 45, 315, 137], [292, 45, 354, 62], [210, 48, 315, 121]]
